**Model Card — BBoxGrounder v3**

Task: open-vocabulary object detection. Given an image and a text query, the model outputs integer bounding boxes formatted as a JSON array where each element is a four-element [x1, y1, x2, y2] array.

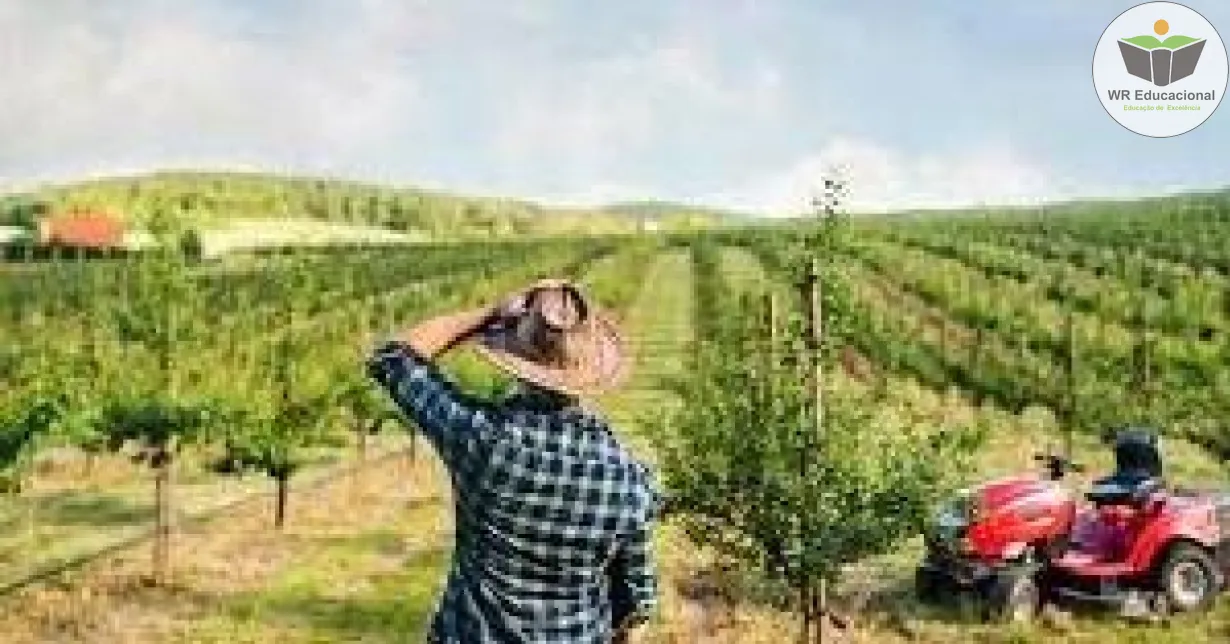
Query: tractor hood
[[930, 475, 1073, 541], [932, 476, 1042, 527], [972, 475, 1066, 516]]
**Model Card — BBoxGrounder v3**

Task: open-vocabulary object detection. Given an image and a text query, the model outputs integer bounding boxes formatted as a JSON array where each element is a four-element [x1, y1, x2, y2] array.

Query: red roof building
[[38, 211, 126, 248]]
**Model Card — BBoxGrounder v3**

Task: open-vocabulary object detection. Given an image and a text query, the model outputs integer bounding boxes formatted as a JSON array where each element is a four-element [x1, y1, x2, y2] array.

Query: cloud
[[714, 138, 1062, 215], [491, 28, 785, 183], [1, 1, 1223, 207], [0, 1, 420, 181]]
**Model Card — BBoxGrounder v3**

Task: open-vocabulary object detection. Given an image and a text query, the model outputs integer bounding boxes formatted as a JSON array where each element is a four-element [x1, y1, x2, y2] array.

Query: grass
[[599, 250, 695, 463], [0, 434, 405, 593], [0, 439, 445, 643], [179, 531, 447, 643]]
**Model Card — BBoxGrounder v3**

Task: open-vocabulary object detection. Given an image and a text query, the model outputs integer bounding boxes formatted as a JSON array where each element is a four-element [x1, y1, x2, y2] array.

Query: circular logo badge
[[1093, 2, 1227, 137]]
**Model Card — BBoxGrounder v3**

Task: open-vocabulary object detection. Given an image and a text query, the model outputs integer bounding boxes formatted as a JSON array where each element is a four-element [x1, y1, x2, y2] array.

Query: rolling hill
[[0, 170, 735, 245]]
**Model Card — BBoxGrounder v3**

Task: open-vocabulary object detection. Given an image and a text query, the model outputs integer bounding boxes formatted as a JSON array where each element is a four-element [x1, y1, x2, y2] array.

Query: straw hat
[[470, 280, 629, 397]]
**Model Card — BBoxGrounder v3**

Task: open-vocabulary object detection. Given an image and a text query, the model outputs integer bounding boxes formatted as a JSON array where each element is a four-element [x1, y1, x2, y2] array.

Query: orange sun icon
[[1154, 19, 1169, 35]]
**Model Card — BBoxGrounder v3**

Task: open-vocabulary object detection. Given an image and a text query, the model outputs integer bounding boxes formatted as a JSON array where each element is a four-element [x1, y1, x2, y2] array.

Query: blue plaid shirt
[[368, 341, 660, 643]]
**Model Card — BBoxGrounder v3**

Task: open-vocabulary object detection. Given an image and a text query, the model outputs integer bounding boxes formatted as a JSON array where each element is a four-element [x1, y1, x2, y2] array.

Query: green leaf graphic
[[1122, 34, 1202, 50]]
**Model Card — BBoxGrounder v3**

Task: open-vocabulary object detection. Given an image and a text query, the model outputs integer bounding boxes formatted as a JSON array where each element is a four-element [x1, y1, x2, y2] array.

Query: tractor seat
[[1086, 473, 1161, 507], [1086, 427, 1164, 507]]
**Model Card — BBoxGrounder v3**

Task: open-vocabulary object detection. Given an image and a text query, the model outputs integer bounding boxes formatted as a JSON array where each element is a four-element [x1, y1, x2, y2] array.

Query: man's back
[[369, 342, 658, 644]]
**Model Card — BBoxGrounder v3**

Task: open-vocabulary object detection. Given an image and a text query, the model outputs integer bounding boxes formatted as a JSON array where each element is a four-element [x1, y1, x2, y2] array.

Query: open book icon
[[1118, 35, 1207, 86]]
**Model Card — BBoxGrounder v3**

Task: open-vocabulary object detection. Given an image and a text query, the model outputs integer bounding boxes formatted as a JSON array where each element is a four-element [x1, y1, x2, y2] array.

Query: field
[[1, 187, 1229, 643]]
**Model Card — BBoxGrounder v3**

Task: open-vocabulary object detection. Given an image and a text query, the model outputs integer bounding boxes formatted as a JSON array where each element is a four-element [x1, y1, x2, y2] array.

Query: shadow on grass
[[217, 545, 449, 643], [35, 493, 153, 527], [0, 492, 151, 532], [848, 572, 1230, 643]]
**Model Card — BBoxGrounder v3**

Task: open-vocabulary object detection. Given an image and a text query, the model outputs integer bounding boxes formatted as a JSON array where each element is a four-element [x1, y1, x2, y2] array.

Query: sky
[[1, 0, 1227, 214]]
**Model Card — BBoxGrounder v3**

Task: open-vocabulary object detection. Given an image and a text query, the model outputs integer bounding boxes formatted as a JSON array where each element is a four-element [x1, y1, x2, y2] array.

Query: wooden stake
[[152, 451, 171, 585]]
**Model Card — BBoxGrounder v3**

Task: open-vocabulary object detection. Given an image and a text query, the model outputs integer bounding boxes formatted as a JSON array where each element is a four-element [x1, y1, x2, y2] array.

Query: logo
[[1118, 19, 1206, 86], [1093, 2, 1227, 137]]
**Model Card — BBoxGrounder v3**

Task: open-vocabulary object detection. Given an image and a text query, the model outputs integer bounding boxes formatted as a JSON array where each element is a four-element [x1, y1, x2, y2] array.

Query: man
[[367, 279, 660, 643]]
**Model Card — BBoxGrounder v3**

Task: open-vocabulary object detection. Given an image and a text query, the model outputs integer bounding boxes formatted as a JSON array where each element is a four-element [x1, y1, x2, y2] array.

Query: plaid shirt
[[367, 341, 660, 643]]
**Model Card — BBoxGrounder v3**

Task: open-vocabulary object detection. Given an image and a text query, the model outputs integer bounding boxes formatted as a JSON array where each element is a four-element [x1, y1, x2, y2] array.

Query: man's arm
[[393, 307, 493, 360], [366, 307, 496, 465], [609, 488, 660, 639]]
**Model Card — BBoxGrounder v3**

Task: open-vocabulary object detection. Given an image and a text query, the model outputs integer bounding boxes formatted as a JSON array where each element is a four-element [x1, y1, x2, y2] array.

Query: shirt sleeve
[[610, 473, 661, 629], [366, 340, 494, 467]]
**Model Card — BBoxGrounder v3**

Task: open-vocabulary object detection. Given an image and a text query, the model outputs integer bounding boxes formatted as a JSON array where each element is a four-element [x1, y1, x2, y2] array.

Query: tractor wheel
[[982, 568, 1041, 624], [914, 566, 949, 603], [1157, 543, 1219, 613]]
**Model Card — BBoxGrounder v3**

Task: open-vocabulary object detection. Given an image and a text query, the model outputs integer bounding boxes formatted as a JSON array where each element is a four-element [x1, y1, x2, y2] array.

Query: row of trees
[[834, 226, 1230, 461], [0, 211, 615, 584], [881, 229, 1226, 338]]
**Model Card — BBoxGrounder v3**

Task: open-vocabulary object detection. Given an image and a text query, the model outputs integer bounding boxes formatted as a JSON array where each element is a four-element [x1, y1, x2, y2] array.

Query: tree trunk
[[25, 477, 36, 546], [275, 473, 289, 529], [352, 424, 368, 497], [810, 259, 827, 644], [1064, 312, 1076, 458], [152, 454, 171, 585], [816, 581, 828, 644], [799, 584, 812, 644]]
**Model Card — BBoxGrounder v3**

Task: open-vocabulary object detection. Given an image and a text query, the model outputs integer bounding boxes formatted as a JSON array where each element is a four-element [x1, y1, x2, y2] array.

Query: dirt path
[[600, 250, 694, 462]]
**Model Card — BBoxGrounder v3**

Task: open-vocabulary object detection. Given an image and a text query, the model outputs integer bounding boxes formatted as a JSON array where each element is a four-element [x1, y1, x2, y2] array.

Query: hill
[[600, 200, 756, 224], [0, 170, 728, 242]]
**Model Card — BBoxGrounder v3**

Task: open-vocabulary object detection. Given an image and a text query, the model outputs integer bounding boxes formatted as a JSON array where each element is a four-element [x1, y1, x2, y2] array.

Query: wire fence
[[0, 442, 416, 598]]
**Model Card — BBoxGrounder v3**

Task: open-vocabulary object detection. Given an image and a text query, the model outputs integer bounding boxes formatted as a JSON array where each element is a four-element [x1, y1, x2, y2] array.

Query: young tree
[[0, 387, 69, 493], [331, 368, 396, 464], [0, 384, 72, 552], [89, 207, 222, 584], [214, 330, 341, 529], [212, 251, 345, 530], [655, 175, 983, 642]]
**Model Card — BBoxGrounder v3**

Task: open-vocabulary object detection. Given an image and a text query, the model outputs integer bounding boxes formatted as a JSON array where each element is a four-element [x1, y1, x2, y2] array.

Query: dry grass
[[0, 436, 404, 589], [0, 445, 444, 643]]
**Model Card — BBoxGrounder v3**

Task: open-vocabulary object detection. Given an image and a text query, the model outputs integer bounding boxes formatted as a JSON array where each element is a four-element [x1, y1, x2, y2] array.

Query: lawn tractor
[[916, 427, 1230, 622]]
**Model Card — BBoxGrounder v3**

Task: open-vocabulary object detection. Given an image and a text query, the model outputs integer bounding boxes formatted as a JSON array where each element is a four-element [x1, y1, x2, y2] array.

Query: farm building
[[0, 225, 28, 244], [37, 211, 126, 249]]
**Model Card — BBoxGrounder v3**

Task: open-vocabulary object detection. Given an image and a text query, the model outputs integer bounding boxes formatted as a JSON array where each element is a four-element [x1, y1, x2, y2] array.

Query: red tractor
[[916, 427, 1230, 622]]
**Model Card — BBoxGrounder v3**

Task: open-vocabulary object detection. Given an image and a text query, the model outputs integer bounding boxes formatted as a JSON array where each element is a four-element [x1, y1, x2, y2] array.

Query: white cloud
[[1, 1, 1216, 207], [492, 29, 784, 177], [0, 1, 420, 180], [714, 138, 1062, 215]]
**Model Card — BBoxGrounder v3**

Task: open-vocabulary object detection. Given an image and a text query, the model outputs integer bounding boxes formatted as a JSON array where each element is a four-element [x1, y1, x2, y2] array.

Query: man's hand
[[389, 278, 579, 361], [489, 279, 580, 325], [612, 622, 646, 644], [394, 306, 495, 360], [612, 612, 650, 644]]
